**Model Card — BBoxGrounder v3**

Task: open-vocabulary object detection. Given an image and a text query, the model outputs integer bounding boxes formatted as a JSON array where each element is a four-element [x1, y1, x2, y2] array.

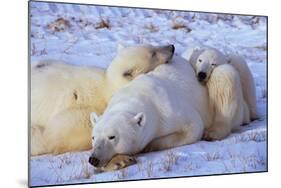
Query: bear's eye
[[151, 51, 156, 58], [108, 136, 115, 140], [211, 63, 216, 66], [123, 70, 133, 78], [92, 136, 95, 141], [198, 59, 202, 62]]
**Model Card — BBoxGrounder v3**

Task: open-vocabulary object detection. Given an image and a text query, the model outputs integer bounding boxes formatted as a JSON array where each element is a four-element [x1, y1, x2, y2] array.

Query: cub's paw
[[203, 130, 218, 141], [142, 145, 153, 153], [101, 155, 137, 172]]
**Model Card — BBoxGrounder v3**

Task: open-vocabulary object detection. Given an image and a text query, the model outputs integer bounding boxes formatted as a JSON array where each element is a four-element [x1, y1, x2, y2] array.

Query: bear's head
[[88, 111, 146, 168], [106, 44, 175, 98], [194, 48, 227, 83]]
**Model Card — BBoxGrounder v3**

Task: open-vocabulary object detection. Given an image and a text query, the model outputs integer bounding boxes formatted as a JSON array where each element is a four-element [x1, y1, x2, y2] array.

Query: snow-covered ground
[[29, 1, 267, 187]]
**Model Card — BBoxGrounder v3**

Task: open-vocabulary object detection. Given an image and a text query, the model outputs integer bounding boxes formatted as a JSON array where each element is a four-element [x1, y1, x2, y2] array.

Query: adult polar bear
[[31, 44, 175, 156], [88, 56, 213, 168], [182, 46, 258, 121]]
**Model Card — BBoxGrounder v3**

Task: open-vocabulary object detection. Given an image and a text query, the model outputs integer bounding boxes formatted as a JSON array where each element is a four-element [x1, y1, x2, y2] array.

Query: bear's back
[[31, 61, 106, 126], [108, 56, 211, 128]]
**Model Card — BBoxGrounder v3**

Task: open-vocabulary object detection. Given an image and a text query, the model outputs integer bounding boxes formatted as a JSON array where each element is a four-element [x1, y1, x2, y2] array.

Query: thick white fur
[[227, 54, 258, 120], [31, 44, 174, 156], [90, 56, 212, 167], [182, 46, 258, 120], [204, 64, 250, 140]]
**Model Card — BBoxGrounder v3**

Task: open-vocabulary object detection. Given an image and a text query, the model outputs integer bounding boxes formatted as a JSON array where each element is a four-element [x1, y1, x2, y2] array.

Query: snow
[[29, 1, 267, 187]]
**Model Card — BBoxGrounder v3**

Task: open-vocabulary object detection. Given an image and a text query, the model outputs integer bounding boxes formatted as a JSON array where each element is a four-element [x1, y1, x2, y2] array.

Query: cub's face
[[194, 49, 227, 83], [88, 112, 146, 168], [107, 44, 175, 93]]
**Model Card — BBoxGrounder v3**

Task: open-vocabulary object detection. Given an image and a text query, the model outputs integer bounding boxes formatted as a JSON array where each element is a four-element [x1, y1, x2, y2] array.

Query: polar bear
[[203, 64, 250, 140], [182, 46, 258, 121], [88, 56, 212, 169], [31, 44, 175, 156], [227, 54, 258, 120]]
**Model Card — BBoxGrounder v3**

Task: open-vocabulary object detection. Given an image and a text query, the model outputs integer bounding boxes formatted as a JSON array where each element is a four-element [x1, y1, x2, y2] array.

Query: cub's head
[[88, 112, 146, 168], [194, 48, 227, 83], [107, 44, 175, 95]]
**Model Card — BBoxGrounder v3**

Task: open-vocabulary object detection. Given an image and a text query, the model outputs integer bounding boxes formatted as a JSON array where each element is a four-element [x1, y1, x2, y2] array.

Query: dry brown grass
[[202, 152, 222, 161], [31, 43, 48, 56], [146, 161, 154, 177], [31, 43, 36, 56], [117, 168, 128, 180], [144, 23, 159, 32], [172, 22, 192, 32], [79, 157, 92, 179], [254, 44, 267, 51], [48, 18, 71, 32], [162, 151, 179, 172], [95, 19, 111, 30], [238, 132, 266, 143], [185, 161, 195, 171]]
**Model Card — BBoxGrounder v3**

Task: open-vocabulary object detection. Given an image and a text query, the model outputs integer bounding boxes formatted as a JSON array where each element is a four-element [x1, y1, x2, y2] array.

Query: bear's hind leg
[[44, 107, 95, 155], [31, 124, 51, 156]]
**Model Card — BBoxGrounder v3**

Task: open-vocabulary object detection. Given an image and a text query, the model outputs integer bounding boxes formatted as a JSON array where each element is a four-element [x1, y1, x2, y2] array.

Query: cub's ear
[[90, 112, 99, 126], [193, 46, 201, 52], [133, 112, 146, 127], [182, 46, 200, 62], [117, 43, 125, 52], [226, 56, 232, 64]]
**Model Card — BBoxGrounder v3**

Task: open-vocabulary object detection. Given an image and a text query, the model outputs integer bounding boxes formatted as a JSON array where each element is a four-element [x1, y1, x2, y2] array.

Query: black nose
[[88, 156, 100, 166], [197, 72, 207, 81], [168, 44, 175, 54], [163, 44, 175, 55]]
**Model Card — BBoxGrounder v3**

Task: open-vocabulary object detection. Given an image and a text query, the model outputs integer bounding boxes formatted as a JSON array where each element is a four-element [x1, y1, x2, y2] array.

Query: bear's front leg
[[98, 155, 137, 172]]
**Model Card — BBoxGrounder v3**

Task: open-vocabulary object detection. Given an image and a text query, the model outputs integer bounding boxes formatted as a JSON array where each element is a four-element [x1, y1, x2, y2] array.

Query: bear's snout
[[166, 44, 175, 61], [197, 72, 207, 82], [167, 44, 175, 55], [88, 156, 100, 167]]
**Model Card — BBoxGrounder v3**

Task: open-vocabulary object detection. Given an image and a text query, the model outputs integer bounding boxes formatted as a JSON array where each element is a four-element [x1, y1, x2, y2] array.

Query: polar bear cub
[[89, 56, 211, 169], [182, 46, 251, 140], [182, 46, 258, 121], [31, 44, 175, 156], [203, 64, 250, 140]]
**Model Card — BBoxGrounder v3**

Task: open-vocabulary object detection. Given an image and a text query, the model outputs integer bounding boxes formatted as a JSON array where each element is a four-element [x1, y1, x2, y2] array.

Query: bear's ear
[[117, 43, 125, 52], [193, 46, 201, 52], [133, 112, 146, 127], [90, 112, 99, 125], [226, 56, 232, 64]]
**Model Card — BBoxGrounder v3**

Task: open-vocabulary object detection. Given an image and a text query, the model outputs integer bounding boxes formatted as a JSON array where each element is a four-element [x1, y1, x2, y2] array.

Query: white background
[[0, 0, 279, 188]]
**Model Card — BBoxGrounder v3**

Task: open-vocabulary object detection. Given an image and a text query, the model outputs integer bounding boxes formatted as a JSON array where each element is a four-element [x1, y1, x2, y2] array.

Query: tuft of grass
[[79, 157, 92, 179], [239, 132, 266, 143], [185, 160, 200, 171], [31, 43, 36, 56], [95, 19, 111, 29], [117, 168, 128, 180], [202, 152, 222, 161], [144, 23, 159, 32], [255, 45, 267, 51], [48, 18, 70, 32], [145, 161, 154, 177], [172, 22, 192, 32], [162, 151, 179, 172]]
